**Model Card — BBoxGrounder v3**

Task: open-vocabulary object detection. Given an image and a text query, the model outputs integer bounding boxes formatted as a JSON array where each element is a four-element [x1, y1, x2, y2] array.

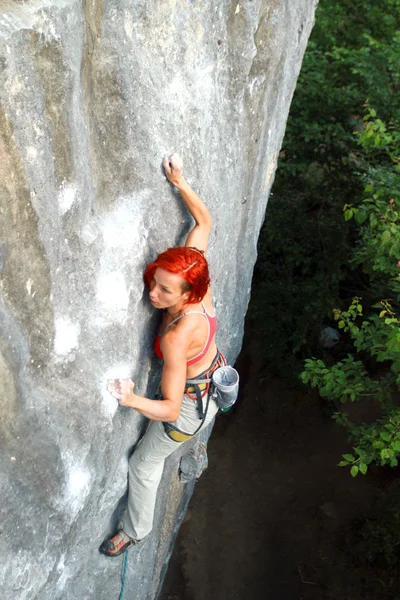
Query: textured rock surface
[[0, 1, 317, 598], [179, 442, 208, 483]]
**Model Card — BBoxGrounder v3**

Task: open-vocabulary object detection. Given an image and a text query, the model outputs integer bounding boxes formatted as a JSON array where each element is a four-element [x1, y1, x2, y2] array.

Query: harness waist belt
[[164, 429, 194, 443], [186, 382, 208, 395]]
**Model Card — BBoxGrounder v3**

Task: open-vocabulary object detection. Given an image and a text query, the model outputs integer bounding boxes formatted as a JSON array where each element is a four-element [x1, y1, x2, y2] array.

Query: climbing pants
[[123, 392, 219, 541]]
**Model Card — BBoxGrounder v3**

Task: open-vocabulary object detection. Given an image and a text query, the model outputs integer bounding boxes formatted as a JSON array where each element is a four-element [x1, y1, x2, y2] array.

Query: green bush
[[250, 0, 400, 379], [250, 1, 400, 473], [300, 111, 400, 475]]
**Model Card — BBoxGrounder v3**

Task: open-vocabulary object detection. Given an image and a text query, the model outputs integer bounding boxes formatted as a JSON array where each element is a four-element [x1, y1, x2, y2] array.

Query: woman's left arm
[[164, 153, 212, 253], [111, 333, 188, 422]]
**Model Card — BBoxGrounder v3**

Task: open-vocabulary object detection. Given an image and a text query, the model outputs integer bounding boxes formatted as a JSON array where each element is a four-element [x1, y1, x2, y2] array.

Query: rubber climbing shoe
[[99, 530, 137, 557]]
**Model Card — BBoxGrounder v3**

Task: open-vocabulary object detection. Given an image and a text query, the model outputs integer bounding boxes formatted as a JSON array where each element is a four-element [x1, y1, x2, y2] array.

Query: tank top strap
[[160, 309, 207, 337], [201, 301, 215, 317]]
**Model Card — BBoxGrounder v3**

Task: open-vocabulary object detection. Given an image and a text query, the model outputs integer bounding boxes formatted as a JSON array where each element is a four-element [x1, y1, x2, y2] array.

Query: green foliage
[[351, 108, 400, 291], [281, 0, 400, 180], [251, 0, 400, 377], [250, 0, 400, 475], [300, 111, 400, 475]]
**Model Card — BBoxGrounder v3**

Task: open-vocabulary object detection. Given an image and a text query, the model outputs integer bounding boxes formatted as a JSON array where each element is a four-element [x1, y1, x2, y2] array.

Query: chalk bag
[[212, 366, 239, 412]]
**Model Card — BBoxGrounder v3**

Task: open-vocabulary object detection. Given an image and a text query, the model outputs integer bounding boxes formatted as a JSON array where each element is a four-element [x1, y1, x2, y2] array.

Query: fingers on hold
[[163, 156, 171, 171], [107, 388, 122, 401], [171, 153, 182, 170], [107, 379, 122, 394]]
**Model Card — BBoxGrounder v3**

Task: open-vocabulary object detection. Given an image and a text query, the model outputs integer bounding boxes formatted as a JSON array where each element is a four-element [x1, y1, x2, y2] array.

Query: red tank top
[[154, 302, 217, 366]]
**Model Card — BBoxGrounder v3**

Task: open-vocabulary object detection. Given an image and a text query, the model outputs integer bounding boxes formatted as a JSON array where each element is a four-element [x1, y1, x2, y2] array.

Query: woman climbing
[[100, 152, 226, 557]]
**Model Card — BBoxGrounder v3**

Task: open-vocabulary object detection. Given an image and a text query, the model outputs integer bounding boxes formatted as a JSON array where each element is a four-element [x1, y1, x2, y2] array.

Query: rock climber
[[100, 152, 226, 557]]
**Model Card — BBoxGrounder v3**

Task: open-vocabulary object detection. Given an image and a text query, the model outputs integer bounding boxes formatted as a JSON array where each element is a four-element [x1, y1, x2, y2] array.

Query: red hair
[[143, 247, 210, 304]]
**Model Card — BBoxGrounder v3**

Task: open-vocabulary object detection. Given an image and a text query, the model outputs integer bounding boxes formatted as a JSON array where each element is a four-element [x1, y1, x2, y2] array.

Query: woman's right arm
[[163, 153, 212, 253], [107, 330, 189, 422]]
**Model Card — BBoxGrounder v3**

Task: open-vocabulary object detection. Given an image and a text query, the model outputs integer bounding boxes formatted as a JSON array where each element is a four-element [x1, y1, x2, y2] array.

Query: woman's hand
[[163, 152, 184, 187], [107, 378, 135, 407]]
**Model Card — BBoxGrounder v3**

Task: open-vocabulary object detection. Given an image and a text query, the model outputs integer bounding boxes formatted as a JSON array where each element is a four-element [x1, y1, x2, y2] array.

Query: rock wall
[[0, 1, 317, 598]]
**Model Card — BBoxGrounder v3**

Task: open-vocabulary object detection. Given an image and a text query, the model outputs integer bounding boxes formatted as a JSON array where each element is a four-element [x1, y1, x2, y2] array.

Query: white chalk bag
[[211, 366, 240, 412]]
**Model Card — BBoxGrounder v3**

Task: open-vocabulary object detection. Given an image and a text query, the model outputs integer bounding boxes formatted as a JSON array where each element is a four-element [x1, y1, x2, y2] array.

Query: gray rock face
[[179, 441, 208, 483], [0, 1, 317, 598]]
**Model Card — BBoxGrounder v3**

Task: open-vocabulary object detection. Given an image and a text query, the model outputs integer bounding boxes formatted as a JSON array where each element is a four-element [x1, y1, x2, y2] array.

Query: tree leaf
[[343, 454, 355, 462], [359, 463, 368, 475], [350, 465, 359, 477]]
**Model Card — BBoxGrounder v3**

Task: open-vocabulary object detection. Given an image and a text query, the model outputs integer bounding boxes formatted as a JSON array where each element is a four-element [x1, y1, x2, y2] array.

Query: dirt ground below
[[159, 336, 400, 600]]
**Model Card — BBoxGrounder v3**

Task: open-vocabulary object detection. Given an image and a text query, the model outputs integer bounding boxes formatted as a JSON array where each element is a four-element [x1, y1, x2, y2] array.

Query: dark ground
[[159, 334, 400, 600]]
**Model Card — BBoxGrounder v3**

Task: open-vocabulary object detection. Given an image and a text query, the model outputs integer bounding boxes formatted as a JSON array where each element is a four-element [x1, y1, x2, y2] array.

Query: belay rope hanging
[[118, 550, 129, 600]]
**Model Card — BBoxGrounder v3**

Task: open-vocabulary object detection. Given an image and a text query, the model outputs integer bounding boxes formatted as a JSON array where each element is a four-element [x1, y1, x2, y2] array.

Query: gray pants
[[123, 392, 219, 540]]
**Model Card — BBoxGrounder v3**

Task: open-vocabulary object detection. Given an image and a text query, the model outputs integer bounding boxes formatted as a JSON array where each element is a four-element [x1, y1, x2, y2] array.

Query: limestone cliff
[[0, 1, 317, 598]]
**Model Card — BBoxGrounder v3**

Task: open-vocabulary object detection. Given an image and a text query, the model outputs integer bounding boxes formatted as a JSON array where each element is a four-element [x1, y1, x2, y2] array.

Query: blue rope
[[118, 550, 129, 600]]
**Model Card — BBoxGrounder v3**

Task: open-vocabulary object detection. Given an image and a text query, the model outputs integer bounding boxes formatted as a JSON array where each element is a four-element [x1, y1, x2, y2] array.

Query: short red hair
[[143, 247, 210, 304]]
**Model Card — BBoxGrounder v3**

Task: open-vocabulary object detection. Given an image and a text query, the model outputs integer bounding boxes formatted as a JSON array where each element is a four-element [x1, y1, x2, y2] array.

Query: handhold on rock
[[179, 442, 208, 483]]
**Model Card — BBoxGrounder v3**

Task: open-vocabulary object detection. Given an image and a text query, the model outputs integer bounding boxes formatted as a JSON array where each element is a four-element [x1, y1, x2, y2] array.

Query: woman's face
[[149, 268, 189, 309]]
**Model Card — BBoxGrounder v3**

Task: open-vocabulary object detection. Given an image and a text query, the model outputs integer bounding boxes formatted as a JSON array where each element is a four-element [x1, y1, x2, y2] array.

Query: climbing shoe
[[99, 530, 138, 557]]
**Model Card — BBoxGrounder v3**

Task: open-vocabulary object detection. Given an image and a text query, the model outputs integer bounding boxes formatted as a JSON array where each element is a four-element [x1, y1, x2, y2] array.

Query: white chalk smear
[[68, 467, 89, 493], [93, 193, 150, 326], [124, 11, 134, 39], [100, 363, 132, 419], [54, 317, 80, 355], [168, 74, 190, 103], [101, 201, 146, 250], [58, 182, 77, 215], [96, 272, 129, 310], [56, 554, 65, 573], [26, 146, 37, 161], [63, 463, 91, 518]]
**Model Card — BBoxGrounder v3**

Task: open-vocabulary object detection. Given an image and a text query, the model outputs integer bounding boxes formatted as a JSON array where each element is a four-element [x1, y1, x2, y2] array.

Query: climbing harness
[[162, 351, 232, 442], [118, 550, 129, 600]]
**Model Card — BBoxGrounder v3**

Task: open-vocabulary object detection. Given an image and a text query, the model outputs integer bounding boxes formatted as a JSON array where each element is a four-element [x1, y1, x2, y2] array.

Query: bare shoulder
[[161, 327, 190, 358]]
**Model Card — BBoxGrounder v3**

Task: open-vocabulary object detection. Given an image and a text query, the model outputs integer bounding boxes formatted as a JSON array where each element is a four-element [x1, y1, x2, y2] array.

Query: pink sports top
[[154, 302, 217, 366]]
